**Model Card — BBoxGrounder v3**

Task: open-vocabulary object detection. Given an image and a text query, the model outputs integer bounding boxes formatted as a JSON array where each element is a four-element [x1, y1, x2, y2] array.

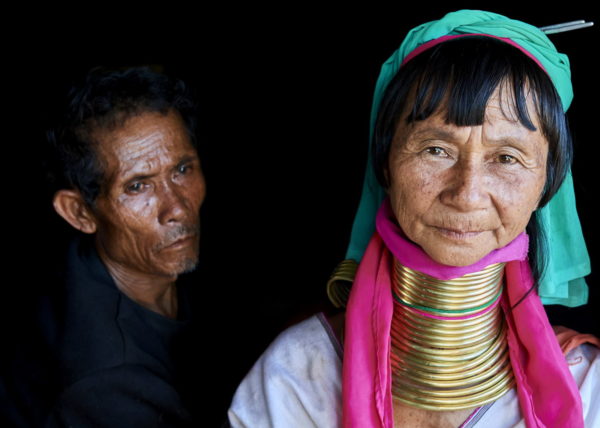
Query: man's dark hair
[[47, 67, 198, 207], [372, 36, 573, 286]]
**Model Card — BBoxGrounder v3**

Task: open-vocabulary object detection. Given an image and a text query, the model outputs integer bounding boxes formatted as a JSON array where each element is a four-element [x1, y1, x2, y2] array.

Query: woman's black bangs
[[406, 37, 543, 133]]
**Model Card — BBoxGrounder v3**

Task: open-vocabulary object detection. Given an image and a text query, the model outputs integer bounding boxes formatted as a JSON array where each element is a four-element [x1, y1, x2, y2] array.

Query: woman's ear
[[534, 187, 547, 211], [53, 190, 98, 234], [383, 167, 391, 194]]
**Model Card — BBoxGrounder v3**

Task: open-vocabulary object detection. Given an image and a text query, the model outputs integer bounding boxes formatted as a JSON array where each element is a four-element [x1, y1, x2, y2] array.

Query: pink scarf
[[342, 199, 583, 427]]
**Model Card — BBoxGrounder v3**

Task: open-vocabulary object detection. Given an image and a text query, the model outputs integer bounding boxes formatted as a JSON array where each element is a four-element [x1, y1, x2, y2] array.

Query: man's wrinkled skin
[[54, 110, 206, 318], [387, 84, 548, 267]]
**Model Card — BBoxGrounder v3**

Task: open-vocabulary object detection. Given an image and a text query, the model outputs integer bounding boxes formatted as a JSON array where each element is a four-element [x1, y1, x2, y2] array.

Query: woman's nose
[[439, 160, 489, 212]]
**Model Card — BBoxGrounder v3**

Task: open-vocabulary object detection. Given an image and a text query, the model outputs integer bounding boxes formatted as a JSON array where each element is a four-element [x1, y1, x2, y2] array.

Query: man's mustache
[[155, 224, 201, 251]]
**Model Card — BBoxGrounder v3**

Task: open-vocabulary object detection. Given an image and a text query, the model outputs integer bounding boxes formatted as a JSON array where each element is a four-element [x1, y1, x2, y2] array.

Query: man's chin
[[178, 257, 199, 275], [160, 238, 200, 276], [162, 255, 199, 277]]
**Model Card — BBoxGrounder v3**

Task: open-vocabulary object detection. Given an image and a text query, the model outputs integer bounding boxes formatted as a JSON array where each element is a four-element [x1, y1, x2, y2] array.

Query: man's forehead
[[105, 126, 172, 162], [94, 111, 196, 179]]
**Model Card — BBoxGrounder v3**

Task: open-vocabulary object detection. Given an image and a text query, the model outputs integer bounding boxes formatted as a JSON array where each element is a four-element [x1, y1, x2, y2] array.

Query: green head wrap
[[346, 10, 590, 307]]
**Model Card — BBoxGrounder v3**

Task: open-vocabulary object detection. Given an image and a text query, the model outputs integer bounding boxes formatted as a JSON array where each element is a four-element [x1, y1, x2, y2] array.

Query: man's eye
[[425, 147, 447, 157], [498, 154, 517, 164], [176, 164, 192, 175], [126, 182, 145, 193]]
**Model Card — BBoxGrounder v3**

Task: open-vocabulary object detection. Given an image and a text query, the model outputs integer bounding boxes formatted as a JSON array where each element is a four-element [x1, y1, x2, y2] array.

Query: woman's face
[[387, 86, 548, 266]]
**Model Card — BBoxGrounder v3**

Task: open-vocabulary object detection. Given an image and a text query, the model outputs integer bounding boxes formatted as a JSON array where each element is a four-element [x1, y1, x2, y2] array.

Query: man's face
[[92, 110, 206, 278], [387, 85, 548, 266]]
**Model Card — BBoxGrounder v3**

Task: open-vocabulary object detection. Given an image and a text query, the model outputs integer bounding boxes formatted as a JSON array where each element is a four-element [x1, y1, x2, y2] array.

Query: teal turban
[[346, 10, 590, 307]]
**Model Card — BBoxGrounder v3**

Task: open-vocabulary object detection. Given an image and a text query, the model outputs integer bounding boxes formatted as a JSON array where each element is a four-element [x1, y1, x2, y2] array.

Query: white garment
[[228, 314, 600, 428]]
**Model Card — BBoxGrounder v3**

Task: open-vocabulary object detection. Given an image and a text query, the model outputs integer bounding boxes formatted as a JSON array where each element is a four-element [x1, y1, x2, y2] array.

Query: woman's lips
[[434, 227, 485, 241]]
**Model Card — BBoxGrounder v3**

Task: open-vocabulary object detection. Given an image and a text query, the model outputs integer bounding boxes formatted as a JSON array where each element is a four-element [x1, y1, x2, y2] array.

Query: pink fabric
[[343, 233, 394, 427], [400, 34, 547, 73], [342, 199, 584, 428], [503, 262, 584, 427]]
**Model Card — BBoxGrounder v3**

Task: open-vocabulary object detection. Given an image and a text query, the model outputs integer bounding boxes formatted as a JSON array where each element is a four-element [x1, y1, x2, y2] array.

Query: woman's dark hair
[[372, 37, 573, 285], [46, 66, 198, 207]]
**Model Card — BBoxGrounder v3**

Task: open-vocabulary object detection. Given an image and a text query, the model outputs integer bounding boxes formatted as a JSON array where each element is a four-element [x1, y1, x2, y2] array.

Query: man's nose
[[439, 159, 489, 212], [158, 182, 188, 225]]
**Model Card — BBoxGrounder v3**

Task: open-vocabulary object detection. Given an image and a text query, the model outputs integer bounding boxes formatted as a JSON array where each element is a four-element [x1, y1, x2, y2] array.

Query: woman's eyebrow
[[409, 126, 540, 149], [410, 127, 458, 141]]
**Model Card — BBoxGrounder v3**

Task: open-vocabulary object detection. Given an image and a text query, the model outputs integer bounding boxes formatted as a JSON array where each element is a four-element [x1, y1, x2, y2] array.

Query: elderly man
[[3, 67, 204, 426]]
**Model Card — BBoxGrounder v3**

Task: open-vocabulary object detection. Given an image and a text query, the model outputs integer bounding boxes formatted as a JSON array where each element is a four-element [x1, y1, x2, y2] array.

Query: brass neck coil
[[390, 260, 514, 411]]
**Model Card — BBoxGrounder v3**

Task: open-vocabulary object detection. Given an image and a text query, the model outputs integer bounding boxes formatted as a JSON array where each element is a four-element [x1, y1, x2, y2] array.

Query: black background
[[6, 4, 600, 425]]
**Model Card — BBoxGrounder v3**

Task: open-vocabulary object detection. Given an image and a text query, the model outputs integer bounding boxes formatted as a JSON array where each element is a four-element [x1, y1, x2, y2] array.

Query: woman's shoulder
[[236, 312, 343, 387], [564, 340, 600, 426], [228, 312, 343, 428], [548, 326, 600, 424], [266, 312, 343, 363]]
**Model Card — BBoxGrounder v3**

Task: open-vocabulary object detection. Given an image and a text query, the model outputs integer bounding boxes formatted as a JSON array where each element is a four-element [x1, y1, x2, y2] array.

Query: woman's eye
[[425, 147, 448, 157]]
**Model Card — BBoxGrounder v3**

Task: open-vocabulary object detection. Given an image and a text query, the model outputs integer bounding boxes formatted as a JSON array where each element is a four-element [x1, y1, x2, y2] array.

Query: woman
[[228, 10, 599, 428]]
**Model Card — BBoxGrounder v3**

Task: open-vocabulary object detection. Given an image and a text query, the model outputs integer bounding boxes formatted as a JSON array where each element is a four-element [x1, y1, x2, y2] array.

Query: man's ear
[[53, 190, 98, 234]]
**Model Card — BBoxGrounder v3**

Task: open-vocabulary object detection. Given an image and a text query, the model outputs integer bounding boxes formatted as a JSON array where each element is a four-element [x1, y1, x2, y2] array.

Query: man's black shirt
[[2, 236, 198, 427]]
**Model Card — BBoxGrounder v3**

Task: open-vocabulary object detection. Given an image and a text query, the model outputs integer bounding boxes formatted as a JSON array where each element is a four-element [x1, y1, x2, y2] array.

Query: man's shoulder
[[11, 237, 130, 393], [47, 364, 193, 427]]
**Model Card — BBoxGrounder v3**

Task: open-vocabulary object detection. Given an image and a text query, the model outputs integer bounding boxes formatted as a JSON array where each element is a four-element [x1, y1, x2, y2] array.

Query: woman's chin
[[423, 246, 491, 267], [411, 228, 501, 267]]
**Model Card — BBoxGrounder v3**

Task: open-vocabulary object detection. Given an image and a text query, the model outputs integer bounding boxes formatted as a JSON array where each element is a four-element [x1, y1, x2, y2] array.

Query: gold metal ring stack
[[326, 259, 358, 308], [391, 261, 514, 410]]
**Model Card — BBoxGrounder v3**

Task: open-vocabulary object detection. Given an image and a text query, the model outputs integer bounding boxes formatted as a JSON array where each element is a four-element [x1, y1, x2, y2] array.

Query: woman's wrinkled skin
[[387, 85, 548, 267], [325, 85, 551, 427], [90, 110, 205, 317]]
